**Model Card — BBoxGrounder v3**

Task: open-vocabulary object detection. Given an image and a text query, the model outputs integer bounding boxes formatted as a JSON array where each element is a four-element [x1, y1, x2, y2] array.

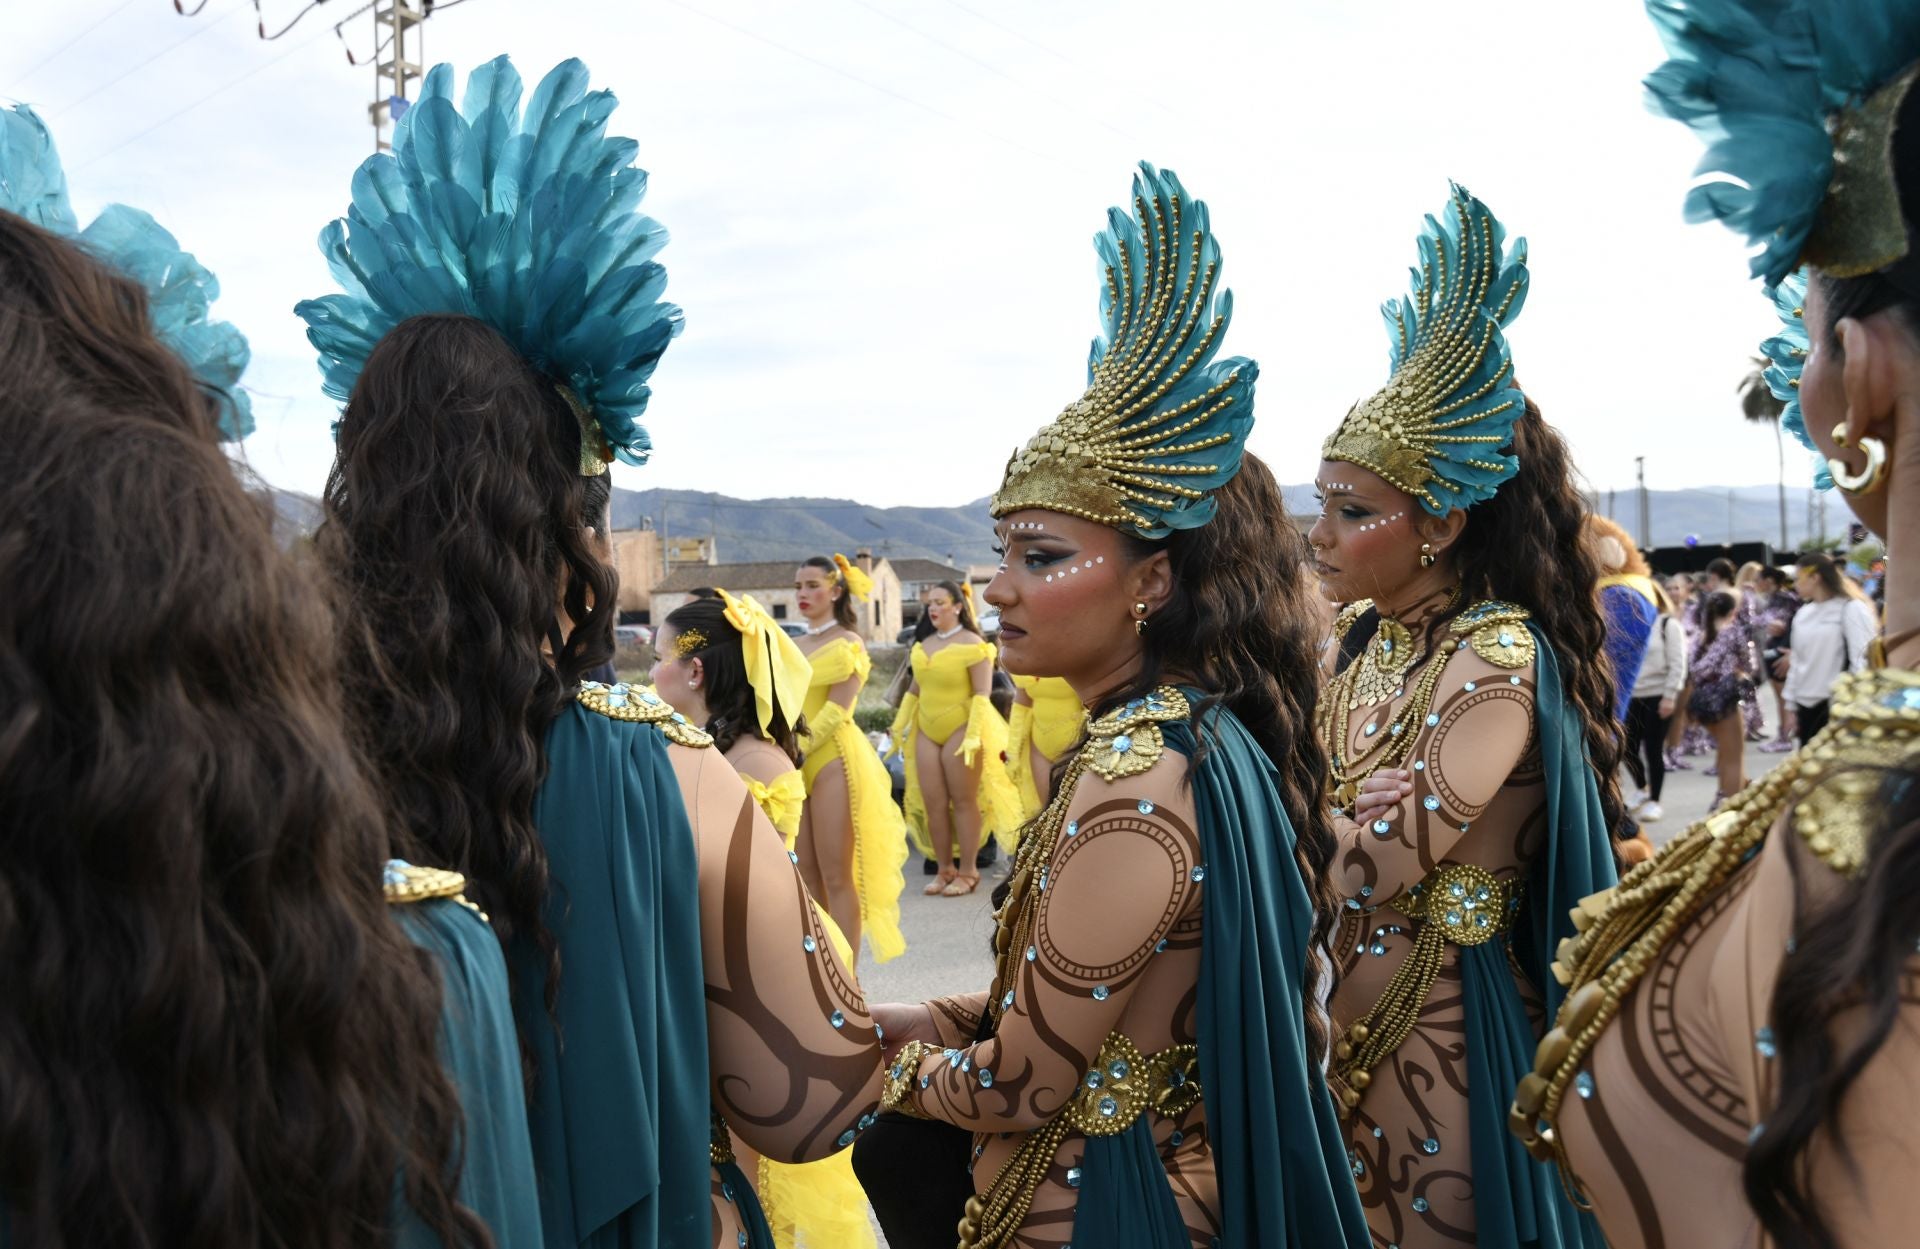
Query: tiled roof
[[652, 560, 803, 593], [889, 558, 967, 584]]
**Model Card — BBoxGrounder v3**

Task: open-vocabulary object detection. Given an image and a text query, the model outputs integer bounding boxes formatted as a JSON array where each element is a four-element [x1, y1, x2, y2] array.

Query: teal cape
[[1454, 626, 1613, 1249], [1073, 697, 1370, 1249], [511, 702, 757, 1248], [395, 896, 544, 1248]]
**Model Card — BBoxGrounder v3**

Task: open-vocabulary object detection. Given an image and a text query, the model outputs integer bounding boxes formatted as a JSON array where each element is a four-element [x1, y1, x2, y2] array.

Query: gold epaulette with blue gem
[[576, 680, 713, 748], [383, 861, 488, 922], [1084, 686, 1190, 781], [1450, 600, 1534, 670]]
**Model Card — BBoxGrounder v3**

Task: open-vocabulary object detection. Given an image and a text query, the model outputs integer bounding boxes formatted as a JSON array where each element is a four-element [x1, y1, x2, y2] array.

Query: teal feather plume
[[1758, 270, 1832, 489], [1643, 0, 1920, 290], [0, 105, 252, 439], [296, 55, 681, 465]]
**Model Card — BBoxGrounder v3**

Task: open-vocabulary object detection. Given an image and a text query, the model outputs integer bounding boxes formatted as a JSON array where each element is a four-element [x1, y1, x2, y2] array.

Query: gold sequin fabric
[[575, 680, 713, 748]]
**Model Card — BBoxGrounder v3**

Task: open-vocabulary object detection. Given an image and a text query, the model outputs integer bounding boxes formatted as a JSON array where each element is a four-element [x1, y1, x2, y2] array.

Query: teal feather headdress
[[1322, 184, 1530, 516], [1643, 0, 1920, 291], [0, 105, 253, 441], [1758, 270, 1834, 489], [294, 55, 682, 473], [990, 161, 1254, 539]]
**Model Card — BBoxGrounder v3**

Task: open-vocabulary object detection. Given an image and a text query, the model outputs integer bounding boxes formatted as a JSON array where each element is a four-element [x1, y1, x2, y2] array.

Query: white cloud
[[5, 0, 1794, 506]]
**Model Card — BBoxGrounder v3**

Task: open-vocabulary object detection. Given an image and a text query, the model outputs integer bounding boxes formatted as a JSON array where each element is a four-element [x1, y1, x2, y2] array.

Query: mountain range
[[266, 481, 1841, 566]]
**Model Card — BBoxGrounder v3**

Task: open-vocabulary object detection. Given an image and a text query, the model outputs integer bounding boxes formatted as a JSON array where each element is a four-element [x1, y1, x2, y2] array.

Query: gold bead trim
[[575, 680, 713, 748], [383, 863, 487, 922]]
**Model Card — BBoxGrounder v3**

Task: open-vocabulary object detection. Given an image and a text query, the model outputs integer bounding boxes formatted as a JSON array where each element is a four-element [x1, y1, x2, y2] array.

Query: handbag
[[852, 1010, 993, 1249]]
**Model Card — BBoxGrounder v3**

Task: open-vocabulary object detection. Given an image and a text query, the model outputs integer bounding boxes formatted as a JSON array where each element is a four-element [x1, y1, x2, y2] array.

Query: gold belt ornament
[[709, 1110, 734, 1167], [956, 1033, 1202, 1249], [1332, 863, 1519, 1118]]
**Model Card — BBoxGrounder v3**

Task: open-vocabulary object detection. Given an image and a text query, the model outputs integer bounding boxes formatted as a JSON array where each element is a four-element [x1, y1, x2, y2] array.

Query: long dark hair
[[664, 595, 804, 760], [320, 313, 618, 1011], [1108, 453, 1340, 1063], [1439, 401, 1627, 834], [804, 554, 858, 629], [930, 579, 980, 635], [1799, 552, 1848, 600], [1700, 590, 1738, 648], [0, 216, 482, 1248], [1745, 89, 1920, 1248]]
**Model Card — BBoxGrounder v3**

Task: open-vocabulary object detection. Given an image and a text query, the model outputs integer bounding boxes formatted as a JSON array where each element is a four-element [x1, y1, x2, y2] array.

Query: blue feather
[[0, 106, 252, 439], [1758, 270, 1832, 489], [298, 56, 682, 463]]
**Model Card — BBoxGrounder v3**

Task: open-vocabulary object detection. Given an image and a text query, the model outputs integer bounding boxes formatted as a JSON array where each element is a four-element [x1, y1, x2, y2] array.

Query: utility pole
[[368, 1, 427, 152], [1635, 456, 1651, 551]]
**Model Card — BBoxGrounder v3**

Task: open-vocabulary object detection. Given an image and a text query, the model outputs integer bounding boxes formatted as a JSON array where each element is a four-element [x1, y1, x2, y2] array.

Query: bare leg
[[802, 759, 861, 956], [1711, 712, 1746, 799], [917, 729, 955, 891], [941, 733, 984, 890], [793, 802, 826, 904]]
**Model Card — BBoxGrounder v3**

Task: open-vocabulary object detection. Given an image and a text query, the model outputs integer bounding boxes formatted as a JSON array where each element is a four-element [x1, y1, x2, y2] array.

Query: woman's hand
[[1350, 769, 1413, 826], [872, 1001, 939, 1064], [1658, 696, 1676, 719]]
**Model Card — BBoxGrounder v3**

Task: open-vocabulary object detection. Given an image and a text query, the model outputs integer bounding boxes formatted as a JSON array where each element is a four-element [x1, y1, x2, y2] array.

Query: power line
[[51, 5, 246, 118], [6, 0, 144, 93]]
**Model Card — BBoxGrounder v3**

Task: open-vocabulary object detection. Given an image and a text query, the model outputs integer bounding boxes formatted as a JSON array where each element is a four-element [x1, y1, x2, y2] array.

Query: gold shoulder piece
[[1333, 598, 1375, 641], [384, 863, 468, 903], [576, 681, 714, 748], [1083, 686, 1190, 781], [1451, 600, 1535, 670], [1791, 668, 1920, 878]]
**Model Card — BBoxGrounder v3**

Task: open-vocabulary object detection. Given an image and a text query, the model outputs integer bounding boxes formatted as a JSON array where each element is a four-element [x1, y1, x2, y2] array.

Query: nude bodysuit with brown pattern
[[665, 743, 887, 1249], [1326, 624, 1545, 1249], [898, 738, 1220, 1248]]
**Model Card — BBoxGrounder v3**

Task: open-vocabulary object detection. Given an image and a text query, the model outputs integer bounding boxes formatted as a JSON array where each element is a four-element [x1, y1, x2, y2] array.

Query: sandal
[[941, 871, 981, 897], [924, 866, 957, 896]]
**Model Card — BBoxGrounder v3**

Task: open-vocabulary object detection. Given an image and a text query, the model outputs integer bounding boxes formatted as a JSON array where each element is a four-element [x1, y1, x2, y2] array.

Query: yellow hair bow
[[718, 589, 813, 738], [831, 552, 874, 602]]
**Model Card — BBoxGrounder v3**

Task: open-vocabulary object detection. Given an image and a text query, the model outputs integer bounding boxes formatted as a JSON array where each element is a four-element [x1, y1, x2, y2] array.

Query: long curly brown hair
[[319, 313, 618, 1013], [0, 214, 483, 1247]]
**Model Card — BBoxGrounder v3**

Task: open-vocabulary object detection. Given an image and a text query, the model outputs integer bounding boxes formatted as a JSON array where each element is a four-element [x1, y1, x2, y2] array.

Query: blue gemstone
[[1363, 723, 1378, 737], [607, 691, 628, 707], [1575, 1071, 1595, 1100], [1371, 944, 1386, 956], [1426, 713, 1439, 726], [787, 850, 799, 864], [1460, 822, 1470, 833], [1168, 1068, 1186, 1087], [1373, 1126, 1384, 1138], [875, 1023, 885, 1040], [1170, 1130, 1184, 1146], [1112, 734, 1133, 753], [860, 1112, 877, 1129], [979, 1069, 993, 1087], [672, 712, 687, 723], [1138, 799, 1156, 815], [1423, 795, 1440, 811], [1098, 1096, 1118, 1117], [1190, 865, 1207, 882], [1464, 681, 1477, 692], [1413, 1197, 1430, 1213], [1026, 945, 1037, 962], [1038, 871, 1047, 892], [1510, 676, 1522, 686], [1749, 1122, 1766, 1143], [1110, 1059, 1130, 1080], [639, 690, 661, 705], [1155, 937, 1168, 953], [1067, 1166, 1083, 1188], [830, 1010, 845, 1029], [1422, 1138, 1439, 1155], [945, 1048, 963, 1067], [739, 1234, 749, 1248], [837, 1128, 855, 1148], [1756, 1027, 1777, 1058], [1413, 760, 1425, 771], [1085, 1069, 1103, 1088], [1002, 990, 1014, 1009], [1353, 1156, 1365, 1176], [1345, 898, 1361, 910], [1066, 820, 1079, 837], [1092, 985, 1110, 1001], [1890, 688, 1920, 710], [1372, 819, 1392, 836], [802, 935, 817, 953], [722, 1181, 735, 1202]]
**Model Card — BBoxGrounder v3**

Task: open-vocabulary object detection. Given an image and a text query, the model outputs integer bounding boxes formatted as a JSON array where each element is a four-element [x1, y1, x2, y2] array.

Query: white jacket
[[1632, 613, 1688, 701]]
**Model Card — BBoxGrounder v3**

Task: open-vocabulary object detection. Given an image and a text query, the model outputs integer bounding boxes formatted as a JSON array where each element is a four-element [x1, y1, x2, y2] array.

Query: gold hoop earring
[[1828, 423, 1889, 495], [1419, 542, 1436, 569]]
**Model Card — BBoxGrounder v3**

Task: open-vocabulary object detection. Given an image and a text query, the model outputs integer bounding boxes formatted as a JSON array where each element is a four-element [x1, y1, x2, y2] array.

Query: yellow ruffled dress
[[798, 637, 909, 963], [1007, 674, 1087, 819], [741, 774, 879, 1249], [900, 639, 1025, 857]]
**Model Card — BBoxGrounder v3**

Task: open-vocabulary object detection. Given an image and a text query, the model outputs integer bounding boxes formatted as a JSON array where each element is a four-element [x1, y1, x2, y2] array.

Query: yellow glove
[[959, 694, 997, 767], [888, 693, 919, 759], [803, 699, 848, 754], [1007, 701, 1033, 766]]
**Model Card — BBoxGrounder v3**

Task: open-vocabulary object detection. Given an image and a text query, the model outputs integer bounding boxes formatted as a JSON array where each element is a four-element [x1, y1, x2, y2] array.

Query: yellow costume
[[798, 637, 909, 964], [898, 640, 1024, 856], [740, 776, 879, 1249], [1008, 674, 1086, 818]]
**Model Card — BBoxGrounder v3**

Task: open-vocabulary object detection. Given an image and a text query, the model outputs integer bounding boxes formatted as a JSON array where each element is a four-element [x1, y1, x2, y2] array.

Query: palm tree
[[1737, 354, 1789, 550]]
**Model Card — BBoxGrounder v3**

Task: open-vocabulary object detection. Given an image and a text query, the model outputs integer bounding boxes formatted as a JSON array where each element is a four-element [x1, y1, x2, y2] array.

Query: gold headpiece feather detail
[[989, 162, 1255, 539], [672, 628, 709, 658]]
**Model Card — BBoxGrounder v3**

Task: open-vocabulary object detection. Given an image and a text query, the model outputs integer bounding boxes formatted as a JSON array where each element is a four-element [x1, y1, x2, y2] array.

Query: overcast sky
[[3, 0, 1789, 507]]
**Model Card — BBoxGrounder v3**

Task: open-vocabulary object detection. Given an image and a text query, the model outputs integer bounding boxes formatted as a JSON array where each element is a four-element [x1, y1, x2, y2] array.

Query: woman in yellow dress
[[1007, 673, 1087, 819], [891, 580, 1021, 896], [651, 588, 881, 1249], [792, 554, 909, 963]]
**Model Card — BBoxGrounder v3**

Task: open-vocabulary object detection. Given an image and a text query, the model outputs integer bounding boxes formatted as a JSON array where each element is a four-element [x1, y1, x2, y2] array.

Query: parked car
[[779, 620, 808, 638], [615, 624, 652, 647]]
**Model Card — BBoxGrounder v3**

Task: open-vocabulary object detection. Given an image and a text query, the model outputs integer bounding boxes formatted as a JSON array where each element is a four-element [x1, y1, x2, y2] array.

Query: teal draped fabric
[[1070, 1118, 1188, 1247], [716, 1159, 777, 1249], [1454, 627, 1613, 1249], [395, 897, 544, 1249], [1177, 701, 1370, 1249], [513, 702, 722, 1248]]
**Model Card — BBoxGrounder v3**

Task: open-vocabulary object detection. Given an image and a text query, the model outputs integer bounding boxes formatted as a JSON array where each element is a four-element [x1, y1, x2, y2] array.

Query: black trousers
[[1794, 699, 1831, 747], [1626, 695, 1673, 801]]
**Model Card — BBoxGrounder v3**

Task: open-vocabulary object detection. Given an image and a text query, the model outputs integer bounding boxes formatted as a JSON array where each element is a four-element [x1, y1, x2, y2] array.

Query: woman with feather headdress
[[296, 56, 887, 1249]]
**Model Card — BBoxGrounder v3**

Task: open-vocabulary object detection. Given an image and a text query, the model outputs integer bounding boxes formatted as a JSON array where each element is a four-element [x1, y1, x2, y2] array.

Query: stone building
[[649, 549, 903, 645]]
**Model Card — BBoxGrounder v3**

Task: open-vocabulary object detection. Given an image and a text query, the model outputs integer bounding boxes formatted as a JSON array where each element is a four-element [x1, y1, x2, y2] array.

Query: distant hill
[[266, 481, 1838, 563]]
